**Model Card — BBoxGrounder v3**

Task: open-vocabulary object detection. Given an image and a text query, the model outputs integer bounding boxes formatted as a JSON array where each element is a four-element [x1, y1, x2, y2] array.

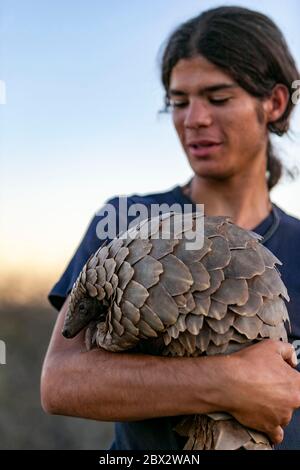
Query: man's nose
[[184, 100, 213, 129]]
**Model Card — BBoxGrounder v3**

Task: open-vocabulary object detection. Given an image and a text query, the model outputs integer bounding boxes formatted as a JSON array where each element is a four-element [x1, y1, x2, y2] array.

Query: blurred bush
[[0, 302, 114, 449]]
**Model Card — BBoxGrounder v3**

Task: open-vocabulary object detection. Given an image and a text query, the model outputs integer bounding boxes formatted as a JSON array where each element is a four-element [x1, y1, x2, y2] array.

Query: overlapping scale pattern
[[65, 212, 290, 450]]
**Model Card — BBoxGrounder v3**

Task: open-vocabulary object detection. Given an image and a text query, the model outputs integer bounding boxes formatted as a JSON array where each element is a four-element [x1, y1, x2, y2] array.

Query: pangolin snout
[[62, 328, 73, 339]]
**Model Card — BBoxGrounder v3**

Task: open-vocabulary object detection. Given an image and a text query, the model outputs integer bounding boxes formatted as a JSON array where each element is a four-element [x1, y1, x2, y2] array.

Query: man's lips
[[187, 139, 222, 146], [186, 140, 223, 157]]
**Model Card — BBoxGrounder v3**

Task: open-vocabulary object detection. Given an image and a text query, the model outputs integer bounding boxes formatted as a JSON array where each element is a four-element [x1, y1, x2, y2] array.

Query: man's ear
[[263, 84, 290, 124]]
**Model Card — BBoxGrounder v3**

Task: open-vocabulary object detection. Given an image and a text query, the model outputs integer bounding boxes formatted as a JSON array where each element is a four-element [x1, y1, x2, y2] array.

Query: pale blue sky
[[0, 0, 299, 288]]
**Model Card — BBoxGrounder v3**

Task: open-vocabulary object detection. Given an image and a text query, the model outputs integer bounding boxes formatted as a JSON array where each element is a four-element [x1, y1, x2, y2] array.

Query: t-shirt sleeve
[[48, 197, 121, 311]]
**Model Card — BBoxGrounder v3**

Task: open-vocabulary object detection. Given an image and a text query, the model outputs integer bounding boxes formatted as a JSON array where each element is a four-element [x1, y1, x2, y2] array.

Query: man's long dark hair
[[160, 6, 299, 189]]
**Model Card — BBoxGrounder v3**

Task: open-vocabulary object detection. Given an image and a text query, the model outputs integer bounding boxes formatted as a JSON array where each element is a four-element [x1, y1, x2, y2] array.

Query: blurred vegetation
[[0, 302, 114, 449]]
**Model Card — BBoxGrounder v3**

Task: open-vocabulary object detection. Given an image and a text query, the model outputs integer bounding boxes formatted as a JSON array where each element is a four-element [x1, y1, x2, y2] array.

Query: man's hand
[[217, 340, 300, 445]]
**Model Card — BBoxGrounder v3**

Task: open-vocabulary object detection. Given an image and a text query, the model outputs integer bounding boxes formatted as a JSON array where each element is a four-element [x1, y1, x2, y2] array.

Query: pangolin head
[[62, 297, 106, 339], [62, 258, 111, 339]]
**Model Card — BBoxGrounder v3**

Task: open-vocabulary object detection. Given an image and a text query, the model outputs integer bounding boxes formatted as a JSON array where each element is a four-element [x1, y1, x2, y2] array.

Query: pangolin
[[62, 212, 290, 450]]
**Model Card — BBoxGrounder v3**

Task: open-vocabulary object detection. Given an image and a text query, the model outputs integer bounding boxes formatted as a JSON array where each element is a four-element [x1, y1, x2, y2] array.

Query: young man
[[41, 7, 300, 449]]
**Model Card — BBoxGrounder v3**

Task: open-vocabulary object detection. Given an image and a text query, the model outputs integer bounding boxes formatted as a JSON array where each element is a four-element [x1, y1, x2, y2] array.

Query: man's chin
[[191, 162, 232, 181]]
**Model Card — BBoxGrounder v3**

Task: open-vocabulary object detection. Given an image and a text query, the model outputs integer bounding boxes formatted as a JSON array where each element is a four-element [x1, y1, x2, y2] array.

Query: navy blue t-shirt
[[49, 185, 300, 450]]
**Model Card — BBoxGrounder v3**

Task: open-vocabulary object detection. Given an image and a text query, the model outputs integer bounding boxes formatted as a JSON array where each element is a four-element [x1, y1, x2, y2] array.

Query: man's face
[[169, 56, 269, 180]]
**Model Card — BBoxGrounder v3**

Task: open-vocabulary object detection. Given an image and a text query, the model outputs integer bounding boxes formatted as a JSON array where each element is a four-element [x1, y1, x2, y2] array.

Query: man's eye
[[209, 97, 230, 105], [79, 304, 85, 312], [169, 101, 188, 109]]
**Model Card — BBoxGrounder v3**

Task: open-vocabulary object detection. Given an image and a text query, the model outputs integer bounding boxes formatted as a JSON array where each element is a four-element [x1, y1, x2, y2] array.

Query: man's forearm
[[41, 346, 226, 421], [41, 298, 228, 421]]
